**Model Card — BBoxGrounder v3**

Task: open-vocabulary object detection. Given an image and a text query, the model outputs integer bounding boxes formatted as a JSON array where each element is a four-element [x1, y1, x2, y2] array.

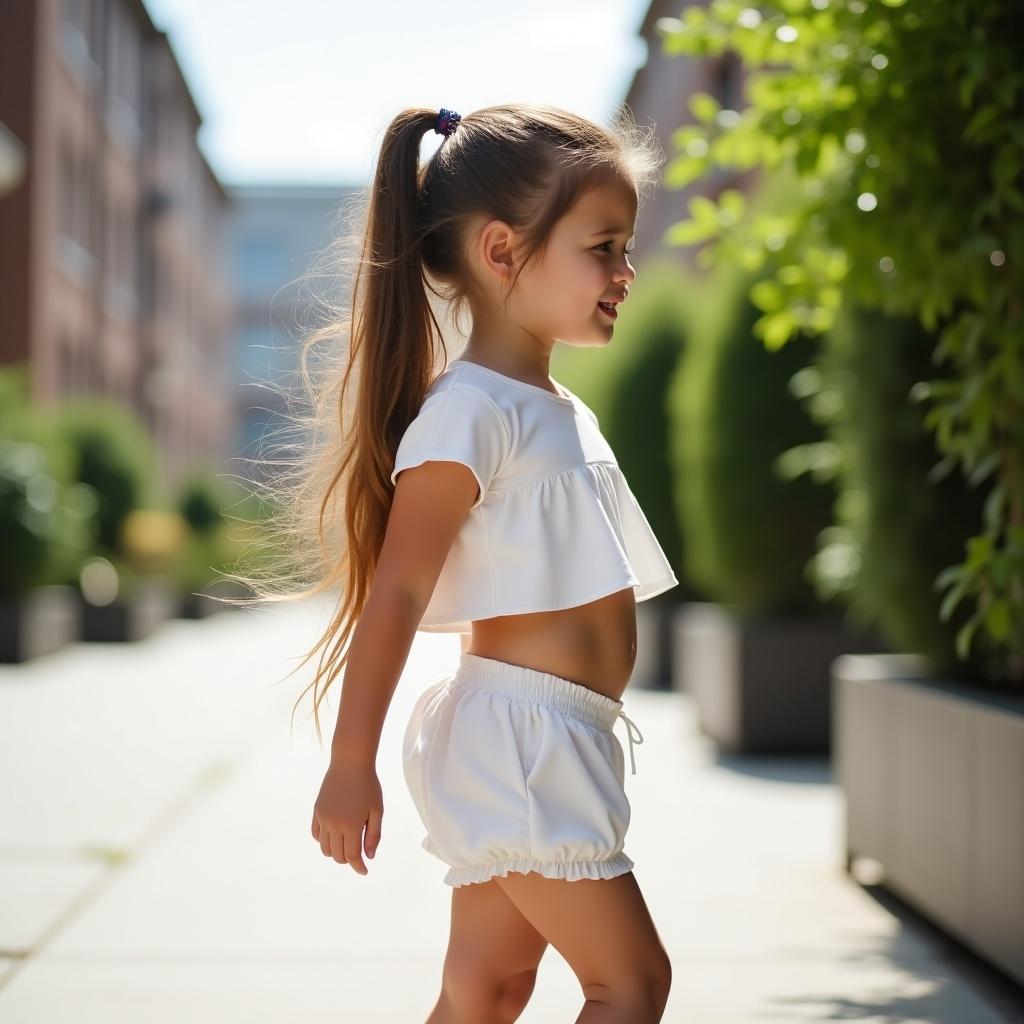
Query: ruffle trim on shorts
[[442, 852, 635, 887]]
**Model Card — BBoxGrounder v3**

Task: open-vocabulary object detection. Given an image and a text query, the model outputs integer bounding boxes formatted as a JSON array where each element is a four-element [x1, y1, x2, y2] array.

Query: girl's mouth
[[597, 301, 618, 320]]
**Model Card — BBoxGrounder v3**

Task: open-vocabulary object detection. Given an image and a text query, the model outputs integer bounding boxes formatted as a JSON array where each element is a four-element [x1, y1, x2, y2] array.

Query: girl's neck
[[459, 341, 555, 390]]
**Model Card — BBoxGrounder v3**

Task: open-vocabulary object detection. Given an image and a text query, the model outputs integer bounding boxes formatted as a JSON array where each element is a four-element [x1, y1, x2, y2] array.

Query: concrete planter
[[79, 574, 178, 642], [672, 600, 888, 753], [834, 653, 1024, 987], [631, 595, 677, 691], [0, 584, 80, 662]]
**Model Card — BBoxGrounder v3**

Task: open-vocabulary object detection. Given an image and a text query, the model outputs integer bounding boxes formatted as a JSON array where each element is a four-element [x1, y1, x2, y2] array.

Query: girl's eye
[[595, 241, 635, 255]]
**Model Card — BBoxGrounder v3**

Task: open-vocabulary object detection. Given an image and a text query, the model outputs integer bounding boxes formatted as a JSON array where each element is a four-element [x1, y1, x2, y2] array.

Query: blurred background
[[2, 0, 1022, 1020]]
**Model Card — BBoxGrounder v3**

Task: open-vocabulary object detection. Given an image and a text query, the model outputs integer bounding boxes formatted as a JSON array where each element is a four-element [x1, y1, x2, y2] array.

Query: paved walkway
[[1, 598, 1022, 1022]]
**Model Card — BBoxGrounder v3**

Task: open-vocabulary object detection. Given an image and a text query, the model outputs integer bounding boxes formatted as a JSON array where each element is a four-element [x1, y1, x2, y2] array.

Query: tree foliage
[[659, 0, 1024, 679]]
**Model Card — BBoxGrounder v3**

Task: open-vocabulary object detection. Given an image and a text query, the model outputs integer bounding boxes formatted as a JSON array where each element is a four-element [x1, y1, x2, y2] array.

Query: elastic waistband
[[451, 651, 624, 732]]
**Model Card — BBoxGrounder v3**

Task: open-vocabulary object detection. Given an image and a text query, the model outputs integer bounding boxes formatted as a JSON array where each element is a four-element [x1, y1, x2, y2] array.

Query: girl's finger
[[344, 830, 368, 875], [364, 807, 383, 859]]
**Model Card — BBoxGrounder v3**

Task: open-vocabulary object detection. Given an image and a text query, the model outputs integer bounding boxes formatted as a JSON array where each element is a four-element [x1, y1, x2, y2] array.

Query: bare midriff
[[464, 586, 638, 702]]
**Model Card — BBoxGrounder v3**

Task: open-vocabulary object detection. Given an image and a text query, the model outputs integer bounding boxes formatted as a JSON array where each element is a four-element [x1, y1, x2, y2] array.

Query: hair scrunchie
[[435, 108, 461, 139]]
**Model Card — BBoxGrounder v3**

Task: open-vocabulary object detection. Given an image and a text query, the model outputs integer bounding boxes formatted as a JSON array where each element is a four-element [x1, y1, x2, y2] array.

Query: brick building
[[0, 0, 234, 485]]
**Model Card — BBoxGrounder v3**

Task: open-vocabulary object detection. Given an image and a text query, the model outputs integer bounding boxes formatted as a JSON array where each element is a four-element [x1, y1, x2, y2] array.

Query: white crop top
[[389, 359, 679, 633]]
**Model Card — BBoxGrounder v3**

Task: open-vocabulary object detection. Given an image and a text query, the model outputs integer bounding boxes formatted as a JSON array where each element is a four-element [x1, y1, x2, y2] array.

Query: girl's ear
[[476, 218, 519, 283]]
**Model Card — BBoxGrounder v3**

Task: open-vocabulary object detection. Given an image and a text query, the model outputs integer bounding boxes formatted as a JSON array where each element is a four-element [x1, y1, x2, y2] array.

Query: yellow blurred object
[[119, 509, 189, 573]]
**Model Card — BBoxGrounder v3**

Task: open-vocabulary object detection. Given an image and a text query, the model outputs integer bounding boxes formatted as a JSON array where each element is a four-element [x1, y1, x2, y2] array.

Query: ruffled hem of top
[[416, 461, 679, 631], [442, 852, 635, 887]]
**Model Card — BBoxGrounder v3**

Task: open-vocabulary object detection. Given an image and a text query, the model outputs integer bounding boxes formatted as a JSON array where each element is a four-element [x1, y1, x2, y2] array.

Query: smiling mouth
[[597, 301, 618, 319]]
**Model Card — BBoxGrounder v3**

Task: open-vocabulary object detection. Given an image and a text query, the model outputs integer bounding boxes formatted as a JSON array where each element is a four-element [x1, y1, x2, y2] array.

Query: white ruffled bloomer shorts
[[402, 651, 645, 887]]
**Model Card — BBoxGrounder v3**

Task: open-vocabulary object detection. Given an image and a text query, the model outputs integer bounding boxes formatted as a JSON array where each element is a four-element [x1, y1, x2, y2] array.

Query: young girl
[[298, 103, 678, 1023]]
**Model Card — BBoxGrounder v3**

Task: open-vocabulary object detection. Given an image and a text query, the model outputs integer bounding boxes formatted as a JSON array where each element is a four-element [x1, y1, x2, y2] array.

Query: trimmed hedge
[[669, 256, 835, 613], [807, 300, 991, 682]]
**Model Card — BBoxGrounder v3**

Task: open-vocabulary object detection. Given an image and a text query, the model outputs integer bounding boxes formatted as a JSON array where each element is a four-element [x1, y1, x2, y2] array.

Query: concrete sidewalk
[[1, 598, 1022, 1022]]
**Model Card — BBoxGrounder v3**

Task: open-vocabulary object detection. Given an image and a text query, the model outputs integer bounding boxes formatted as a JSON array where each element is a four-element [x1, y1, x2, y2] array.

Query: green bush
[[659, 0, 1024, 679], [178, 468, 236, 534], [0, 366, 96, 594], [0, 439, 94, 595], [172, 521, 250, 594], [53, 398, 162, 555], [805, 300, 991, 681], [171, 472, 260, 593], [669, 254, 835, 613]]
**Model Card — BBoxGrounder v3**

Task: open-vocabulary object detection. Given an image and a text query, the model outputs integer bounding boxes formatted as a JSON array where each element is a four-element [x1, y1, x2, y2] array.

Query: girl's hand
[[311, 758, 383, 876]]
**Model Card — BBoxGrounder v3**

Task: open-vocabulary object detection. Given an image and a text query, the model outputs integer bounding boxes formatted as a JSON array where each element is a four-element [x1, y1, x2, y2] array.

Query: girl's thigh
[[493, 870, 671, 991], [444, 877, 549, 980]]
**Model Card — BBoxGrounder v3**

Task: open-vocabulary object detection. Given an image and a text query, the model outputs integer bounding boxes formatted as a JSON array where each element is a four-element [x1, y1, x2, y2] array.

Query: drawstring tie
[[615, 709, 644, 775]]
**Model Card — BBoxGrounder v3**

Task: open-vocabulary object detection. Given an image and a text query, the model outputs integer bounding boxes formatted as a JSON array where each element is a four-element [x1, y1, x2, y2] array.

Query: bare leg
[[493, 870, 671, 1023], [425, 876, 549, 1023]]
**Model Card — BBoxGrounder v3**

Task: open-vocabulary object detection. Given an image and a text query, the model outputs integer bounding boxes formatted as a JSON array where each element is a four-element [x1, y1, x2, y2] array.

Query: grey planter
[[672, 601, 888, 753], [630, 595, 676, 691], [834, 652, 1024, 987], [0, 584, 80, 662], [179, 590, 220, 619], [79, 574, 178, 642]]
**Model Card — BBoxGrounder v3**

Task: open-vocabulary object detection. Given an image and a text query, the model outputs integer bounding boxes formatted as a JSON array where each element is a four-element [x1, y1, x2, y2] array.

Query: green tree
[[659, 0, 1024, 680]]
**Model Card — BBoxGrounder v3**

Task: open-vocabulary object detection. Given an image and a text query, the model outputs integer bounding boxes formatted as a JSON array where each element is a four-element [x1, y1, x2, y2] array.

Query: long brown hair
[[221, 103, 664, 745]]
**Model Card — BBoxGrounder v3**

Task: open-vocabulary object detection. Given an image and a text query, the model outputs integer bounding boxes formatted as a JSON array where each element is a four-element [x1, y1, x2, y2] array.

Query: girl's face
[[516, 177, 638, 348]]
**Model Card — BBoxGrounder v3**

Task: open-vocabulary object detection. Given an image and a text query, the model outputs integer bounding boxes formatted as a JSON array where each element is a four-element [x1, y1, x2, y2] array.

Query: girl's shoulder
[[432, 359, 588, 418], [416, 363, 512, 438]]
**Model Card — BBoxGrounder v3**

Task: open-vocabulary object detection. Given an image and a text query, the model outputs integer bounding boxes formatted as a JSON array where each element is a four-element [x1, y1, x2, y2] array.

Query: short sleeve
[[390, 384, 511, 509]]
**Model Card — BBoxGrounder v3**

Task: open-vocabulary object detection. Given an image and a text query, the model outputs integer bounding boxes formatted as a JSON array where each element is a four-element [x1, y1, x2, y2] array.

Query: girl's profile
[[234, 102, 678, 1022]]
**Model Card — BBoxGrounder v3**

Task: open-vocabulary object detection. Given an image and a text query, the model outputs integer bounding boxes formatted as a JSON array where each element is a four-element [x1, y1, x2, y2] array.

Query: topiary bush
[[669, 253, 836, 614], [170, 471, 255, 595], [52, 398, 162, 555], [178, 467, 236, 534], [802, 299, 991, 682]]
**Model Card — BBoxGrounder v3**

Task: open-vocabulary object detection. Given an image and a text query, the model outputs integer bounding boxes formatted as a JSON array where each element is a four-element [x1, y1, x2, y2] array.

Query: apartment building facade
[[0, 0, 235, 485]]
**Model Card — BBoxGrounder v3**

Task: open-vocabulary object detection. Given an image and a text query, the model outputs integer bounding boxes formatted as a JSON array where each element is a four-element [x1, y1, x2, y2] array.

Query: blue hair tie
[[435, 108, 461, 139]]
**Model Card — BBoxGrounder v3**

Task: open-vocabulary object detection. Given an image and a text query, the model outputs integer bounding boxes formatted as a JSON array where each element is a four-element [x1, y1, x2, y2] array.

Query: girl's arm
[[328, 458, 481, 768]]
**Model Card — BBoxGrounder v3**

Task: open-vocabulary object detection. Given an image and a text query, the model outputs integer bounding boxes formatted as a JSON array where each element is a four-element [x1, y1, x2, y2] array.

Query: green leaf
[[689, 195, 720, 225], [963, 104, 1000, 142], [758, 310, 798, 350], [955, 611, 984, 661], [985, 599, 1011, 641], [778, 264, 807, 286], [689, 91, 721, 125], [934, 562, 967, 589], [663, 219, 719, 247], [718, 188, 746, 220], [751, 279, 785, 311], [665, 156, 708, 189], [939, 578, 969, 621]]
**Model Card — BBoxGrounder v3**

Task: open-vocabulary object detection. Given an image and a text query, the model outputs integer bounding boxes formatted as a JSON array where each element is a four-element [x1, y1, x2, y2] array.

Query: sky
[[141, 0, 654, 189]]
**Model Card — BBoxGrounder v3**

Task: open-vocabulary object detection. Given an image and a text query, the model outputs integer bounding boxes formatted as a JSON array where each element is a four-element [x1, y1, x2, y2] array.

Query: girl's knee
[[497, 966, 539, 1017], [439, 962, 538, 1023], [581, 957, 672, 1021]]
